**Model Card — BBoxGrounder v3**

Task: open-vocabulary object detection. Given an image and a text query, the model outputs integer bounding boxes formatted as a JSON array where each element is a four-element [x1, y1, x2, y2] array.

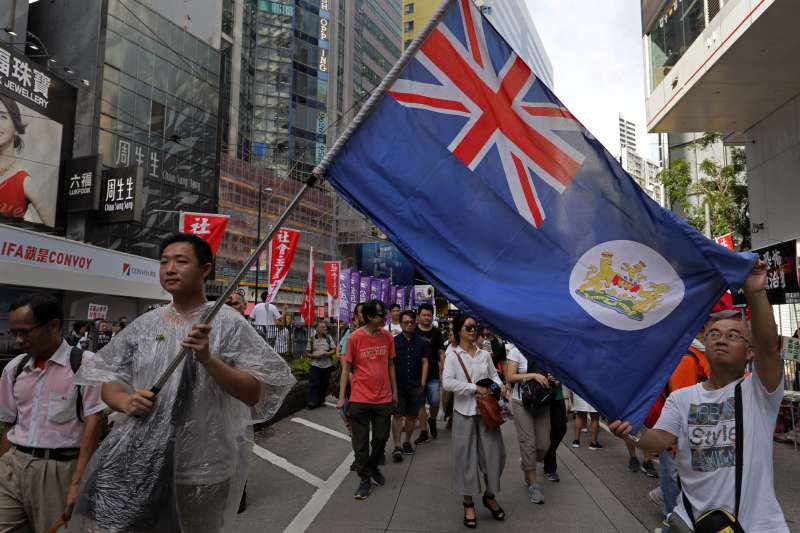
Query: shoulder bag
[[454, 350, 505, 430], [681, 379, 745, 533]]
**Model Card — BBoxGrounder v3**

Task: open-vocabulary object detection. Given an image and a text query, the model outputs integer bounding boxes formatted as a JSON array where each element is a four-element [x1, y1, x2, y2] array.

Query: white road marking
[[252, 444, 325, 488], [291, 417, 352, 442], [283, 451, 354, 533]]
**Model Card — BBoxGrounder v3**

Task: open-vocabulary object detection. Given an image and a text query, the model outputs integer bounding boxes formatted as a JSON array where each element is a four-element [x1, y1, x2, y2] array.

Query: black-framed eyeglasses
[[463, 324, 477, 332], [8, 323, 46, 337], [705, 329, 750, 344]]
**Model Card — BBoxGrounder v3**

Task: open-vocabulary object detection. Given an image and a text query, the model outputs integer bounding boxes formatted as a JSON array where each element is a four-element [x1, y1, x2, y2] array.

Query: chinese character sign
[[339, 268, 351, 324], [65, 156, 100, 212], [179, 212, 230, 256], [100, 167, 144, 223], [0, 42, 76, 228], [733, 239, 799, 305], [266, 228, 301, 303], [359, 276, 372, 303], [349, 270, 361, 317], [300, 247, 316, 327], [324, 261, 341, 318]]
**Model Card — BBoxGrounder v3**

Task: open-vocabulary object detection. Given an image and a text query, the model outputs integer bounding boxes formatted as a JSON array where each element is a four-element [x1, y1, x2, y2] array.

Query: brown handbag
[[454, 350, 505, 430]]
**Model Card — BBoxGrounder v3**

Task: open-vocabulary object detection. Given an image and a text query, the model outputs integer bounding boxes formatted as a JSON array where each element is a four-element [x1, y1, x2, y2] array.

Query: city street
[[234, 403, 800, 532]]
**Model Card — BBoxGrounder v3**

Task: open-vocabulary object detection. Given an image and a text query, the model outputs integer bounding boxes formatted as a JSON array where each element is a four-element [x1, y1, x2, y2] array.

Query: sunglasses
[[463, 324, 477, 332]]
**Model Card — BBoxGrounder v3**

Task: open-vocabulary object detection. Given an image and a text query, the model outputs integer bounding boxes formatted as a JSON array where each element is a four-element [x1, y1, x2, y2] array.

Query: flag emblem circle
[[569, 240, 685, 331]]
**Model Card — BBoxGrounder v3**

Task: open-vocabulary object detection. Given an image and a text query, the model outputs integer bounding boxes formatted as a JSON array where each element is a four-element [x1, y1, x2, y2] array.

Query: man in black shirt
[[415, 303, 445, 443], [391, 311, 429, 460]]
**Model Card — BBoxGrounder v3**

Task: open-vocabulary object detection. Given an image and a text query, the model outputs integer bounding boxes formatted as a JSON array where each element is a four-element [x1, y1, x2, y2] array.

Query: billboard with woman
[[0, 43, 76, 229]]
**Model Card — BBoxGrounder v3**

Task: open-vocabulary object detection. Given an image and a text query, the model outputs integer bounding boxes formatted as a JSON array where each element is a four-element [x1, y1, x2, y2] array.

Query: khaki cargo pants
[[0, 448, 76, 533]]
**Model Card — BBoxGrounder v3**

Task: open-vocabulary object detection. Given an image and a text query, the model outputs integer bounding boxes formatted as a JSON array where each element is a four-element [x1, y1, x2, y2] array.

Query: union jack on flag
[[322, 0, 756, 430], [388, 0, 585, 228]]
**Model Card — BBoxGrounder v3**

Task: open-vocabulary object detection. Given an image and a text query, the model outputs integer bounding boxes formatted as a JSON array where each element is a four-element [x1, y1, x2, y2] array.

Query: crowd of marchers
[[0, 231, 790, 533]]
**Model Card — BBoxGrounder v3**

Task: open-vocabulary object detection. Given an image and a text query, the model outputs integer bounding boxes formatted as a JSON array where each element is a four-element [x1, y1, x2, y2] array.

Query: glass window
[[648, 0, 706, 89], [404, 3, 414, 14], [404, 20, 413, 33]]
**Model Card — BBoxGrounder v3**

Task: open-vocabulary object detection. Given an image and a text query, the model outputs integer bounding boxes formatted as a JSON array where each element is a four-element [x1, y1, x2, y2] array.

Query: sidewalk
[[234, 404, 650, 532]]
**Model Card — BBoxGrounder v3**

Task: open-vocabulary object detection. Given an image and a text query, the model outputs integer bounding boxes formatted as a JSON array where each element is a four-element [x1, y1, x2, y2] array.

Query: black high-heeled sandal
[[482, 493, 505, 521], [462, 501, 477, 529]]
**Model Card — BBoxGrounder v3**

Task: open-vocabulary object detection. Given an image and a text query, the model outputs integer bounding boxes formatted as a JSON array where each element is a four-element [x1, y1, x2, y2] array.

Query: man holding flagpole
[[67, 233, 295, 532]]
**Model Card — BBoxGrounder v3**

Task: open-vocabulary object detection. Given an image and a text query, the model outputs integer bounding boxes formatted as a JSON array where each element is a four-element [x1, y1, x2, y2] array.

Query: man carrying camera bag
[[610, 259, 789, 533]]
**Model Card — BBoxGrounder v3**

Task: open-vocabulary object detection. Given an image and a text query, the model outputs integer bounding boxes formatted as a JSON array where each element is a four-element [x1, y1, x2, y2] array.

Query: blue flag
[[322, 0, 755, 428]]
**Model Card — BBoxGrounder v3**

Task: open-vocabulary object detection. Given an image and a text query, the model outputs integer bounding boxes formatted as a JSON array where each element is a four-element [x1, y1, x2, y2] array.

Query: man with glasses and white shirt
[[610, 260, 789, 533], [0, 293, 104, 532]]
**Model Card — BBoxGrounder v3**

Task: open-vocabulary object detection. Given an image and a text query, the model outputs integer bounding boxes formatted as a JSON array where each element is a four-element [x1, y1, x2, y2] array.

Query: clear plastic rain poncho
[[68, 302, 296, 533]]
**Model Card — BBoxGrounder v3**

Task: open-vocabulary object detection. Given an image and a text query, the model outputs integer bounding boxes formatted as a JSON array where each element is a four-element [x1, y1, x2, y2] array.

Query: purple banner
[[396, 287, 406, 310], [407, 285, 415, 310], [350, 270, 361, 314], [381, 279, 391, 306], [370, 277, 382, 301], [339, 268, 351, 324], [359, 275, 372, 303], [389, 285, 397, 305]]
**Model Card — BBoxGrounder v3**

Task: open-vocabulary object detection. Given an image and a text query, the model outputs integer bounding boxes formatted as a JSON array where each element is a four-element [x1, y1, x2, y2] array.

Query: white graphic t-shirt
[[654, 366, 788, 532]]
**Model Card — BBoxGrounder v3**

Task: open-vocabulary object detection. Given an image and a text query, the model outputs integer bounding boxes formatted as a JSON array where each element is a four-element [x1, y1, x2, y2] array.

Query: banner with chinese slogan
[[267, 228, 301, 303], [179, 212, 230, 256], [324, 261, 341, 318]]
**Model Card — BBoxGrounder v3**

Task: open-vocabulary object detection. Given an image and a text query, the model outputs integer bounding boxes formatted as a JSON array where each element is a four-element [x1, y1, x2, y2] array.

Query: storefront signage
[[0, 224, 165, 300], [65, 155, 100, 212], [100, 166, 144, 223], [733, 238, 799, 306], [0, 42, 77, 228]]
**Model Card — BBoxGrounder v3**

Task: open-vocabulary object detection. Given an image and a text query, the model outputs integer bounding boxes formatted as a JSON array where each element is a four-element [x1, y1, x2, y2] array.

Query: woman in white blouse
[[442, 314, 507, 529]]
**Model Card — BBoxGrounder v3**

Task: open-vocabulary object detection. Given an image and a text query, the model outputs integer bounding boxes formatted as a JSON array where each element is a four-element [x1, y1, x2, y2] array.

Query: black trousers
[[348, 402, 392, 480], [307, 365, 334, 407], [543, 398, 567, 474]]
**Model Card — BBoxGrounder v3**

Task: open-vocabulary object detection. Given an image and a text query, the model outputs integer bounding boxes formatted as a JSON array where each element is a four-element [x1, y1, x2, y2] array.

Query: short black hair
[[159, 233, 214, 273], [400, 310, 416, 323], [362, 299, 386, 321], [9, 292, 64, 328], [389, 303, 401, 311], [451, 313, 476, 345], [72, 320, 91, 333], [417, 303, 434, 314], [260, 290, 268, 302]]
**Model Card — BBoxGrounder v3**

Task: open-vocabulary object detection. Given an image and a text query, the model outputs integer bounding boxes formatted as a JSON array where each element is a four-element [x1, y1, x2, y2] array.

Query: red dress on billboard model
[[0, 169, 29, 219]]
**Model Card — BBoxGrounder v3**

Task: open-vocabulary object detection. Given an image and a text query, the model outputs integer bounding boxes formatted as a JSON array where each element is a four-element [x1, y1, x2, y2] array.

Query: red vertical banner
[[179, 212, 230, 256], [324, 261, 341, 318], [714, 233, 734, 250], [267, 228, 301, 303], [300, 246, 316, 326]]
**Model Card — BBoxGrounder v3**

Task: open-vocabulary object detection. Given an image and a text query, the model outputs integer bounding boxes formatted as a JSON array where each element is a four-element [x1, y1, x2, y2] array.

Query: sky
[[524, 0, 659, 160]]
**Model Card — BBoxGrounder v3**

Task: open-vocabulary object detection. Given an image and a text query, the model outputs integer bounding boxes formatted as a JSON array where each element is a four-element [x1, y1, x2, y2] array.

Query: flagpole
[[150, 173, 317, 394], [312, 0, 455, 179]]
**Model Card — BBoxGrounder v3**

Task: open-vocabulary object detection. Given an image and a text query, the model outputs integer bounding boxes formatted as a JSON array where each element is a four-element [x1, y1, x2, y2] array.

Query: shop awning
[[0, 224, 169, 301]]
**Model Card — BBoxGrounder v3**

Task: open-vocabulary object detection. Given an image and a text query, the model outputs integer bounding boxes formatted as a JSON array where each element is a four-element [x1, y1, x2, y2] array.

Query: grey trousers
[[451, 411, 506, 497]]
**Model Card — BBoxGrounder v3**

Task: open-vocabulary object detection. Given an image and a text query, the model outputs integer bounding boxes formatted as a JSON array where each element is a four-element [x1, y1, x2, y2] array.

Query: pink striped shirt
[[0, 341, 104, 448]]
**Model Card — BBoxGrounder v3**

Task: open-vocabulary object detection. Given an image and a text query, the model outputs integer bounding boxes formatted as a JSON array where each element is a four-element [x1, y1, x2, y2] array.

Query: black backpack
[[13, 346, 85, 423]]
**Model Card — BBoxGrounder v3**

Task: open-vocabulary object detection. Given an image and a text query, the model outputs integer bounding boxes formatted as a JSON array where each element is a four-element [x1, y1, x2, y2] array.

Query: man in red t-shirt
[[336, 299, 398, 500]]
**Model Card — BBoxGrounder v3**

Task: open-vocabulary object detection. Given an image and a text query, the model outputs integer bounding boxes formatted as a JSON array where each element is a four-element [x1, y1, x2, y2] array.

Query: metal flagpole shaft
[[312, 0, 455, 179], [150, 173, 318, 394]]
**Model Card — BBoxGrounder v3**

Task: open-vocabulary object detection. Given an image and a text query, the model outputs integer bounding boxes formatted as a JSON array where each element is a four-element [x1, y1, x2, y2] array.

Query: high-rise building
[[402, 0, 554, 89], [640, 0, 800, 248], [621, 148, 664, 207], [618, 114, 637, 154]]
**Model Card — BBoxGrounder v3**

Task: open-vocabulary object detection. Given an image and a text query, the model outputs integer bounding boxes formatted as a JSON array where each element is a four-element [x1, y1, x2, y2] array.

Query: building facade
[[618, 114, 637, 155], [402, 0, 554, 89], [621, 148, 665, 207], [29, 0, 222, 258], [640, 0, 800, 248]]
